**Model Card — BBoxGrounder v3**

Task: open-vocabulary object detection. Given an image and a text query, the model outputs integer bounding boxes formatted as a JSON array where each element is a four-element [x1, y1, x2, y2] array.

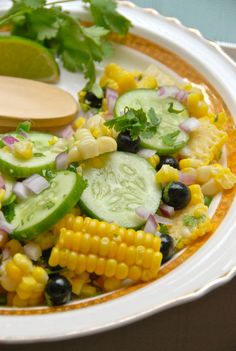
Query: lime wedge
[[0, 36, 59, 83]]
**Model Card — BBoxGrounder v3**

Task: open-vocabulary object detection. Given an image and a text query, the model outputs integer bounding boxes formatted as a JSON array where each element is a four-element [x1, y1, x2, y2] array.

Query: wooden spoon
[[0, 76, 78, 128]]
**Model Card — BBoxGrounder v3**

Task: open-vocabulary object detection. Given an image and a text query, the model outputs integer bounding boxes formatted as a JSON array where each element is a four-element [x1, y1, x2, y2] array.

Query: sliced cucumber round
[[79, 152, 161, 228], [10, 171, 86, 240], [0, 131, 60, 178], [114, 89, 189, 154]]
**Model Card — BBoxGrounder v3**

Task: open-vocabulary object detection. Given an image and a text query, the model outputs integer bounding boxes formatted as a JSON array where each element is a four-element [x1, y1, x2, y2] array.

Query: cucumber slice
[[79, 152, 161, 228], [11, 171, 86, 240], [114, 89, 189, 154], [0, 132, 60, 178]]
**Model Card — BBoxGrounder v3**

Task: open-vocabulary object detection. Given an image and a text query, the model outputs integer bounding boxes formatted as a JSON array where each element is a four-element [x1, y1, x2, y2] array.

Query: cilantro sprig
[[105, 107, 161, 140], [0, 0, 131, 87]]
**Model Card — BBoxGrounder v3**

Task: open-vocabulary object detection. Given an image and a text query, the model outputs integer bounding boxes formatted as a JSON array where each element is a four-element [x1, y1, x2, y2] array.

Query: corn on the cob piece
[[50, 216, 162, 282], [179, 118, 227, 165], [0, 253, 48, 307], [168, 184, 212, 249], [68, 128, 117, 163]]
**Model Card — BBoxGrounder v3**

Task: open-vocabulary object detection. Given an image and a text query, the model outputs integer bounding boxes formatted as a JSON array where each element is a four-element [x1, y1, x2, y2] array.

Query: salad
[[0, 61, 235, 308], [0, 0, 235, 309]]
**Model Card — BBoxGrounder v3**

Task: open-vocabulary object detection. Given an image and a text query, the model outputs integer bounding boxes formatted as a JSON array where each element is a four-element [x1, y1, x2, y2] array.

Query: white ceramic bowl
[[0, 0, 236, 343]]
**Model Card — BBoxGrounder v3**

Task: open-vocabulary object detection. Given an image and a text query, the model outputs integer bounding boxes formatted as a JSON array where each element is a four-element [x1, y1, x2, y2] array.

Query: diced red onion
[[23, 174, 50, 195], [2, 248, 10, 260], [13, 182, 30, 200], [179, 117, 200, 133], [154, 214, 173, 225], [137, 148, 156, 159], [106, 88, 118, 113], [2, 135, 19, 149], [103, 112, 113, 120], [19, 130, 29, 139], [24, 242, 42, 261], [159, 204, 175, 217], [56, 152, 69, 170], [157, 86, 188, 102], [56, 125, 74, 139], [0, 176, 5, 190], [143, 214, 158, 234], [0, 218, 15, 234], [179, 171, 196, 185], [135, 206, 152, 220]]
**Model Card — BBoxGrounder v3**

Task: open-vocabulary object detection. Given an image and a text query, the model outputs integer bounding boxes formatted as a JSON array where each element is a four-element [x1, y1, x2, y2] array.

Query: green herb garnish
[[183, 214, 206, 228], [204, 195, 212, 207], [0, 0, 131, 87], [105, 107, 161, 140], [168, 102, 184, 114], [16, 121, 31, 133], [159, 224, 169, 235], [162, 130, 180, 146], [2, 201, 16, 222], [33, 152, 44, 157]]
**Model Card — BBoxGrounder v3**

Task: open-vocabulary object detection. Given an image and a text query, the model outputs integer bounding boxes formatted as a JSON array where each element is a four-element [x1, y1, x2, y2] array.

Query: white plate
[[0, 0, 236, 343]]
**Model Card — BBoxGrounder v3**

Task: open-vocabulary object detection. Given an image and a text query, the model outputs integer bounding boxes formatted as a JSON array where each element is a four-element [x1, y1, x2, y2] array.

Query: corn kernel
[[137, 75, 157, 89], [5, 239, 23, 256], [103, 277, 121, 291], [156, 165, 179, 183], [48, 136, 58, 146], [13, 140, 33, 160], [80, 284, 97, 297], [74, 117, 86, 130], [148, 154, 160, 168], [5, 261, 23, 283], [13, 253, 33, 274], [0, 230, 8, 248]]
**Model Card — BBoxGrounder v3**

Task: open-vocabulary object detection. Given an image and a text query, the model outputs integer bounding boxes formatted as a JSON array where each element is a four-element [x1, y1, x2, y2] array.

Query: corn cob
[[0, 253, 48, 307], [50, 215, 162, 282], [180, 118, 227, 165], [168, 184, 212, 249]]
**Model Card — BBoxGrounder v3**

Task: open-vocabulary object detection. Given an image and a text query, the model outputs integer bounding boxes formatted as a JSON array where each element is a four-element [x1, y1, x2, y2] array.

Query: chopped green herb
[[162, 130, 180, 146], [3, 194, 16, 206], [168, 102, 184, 114], [16, 121, 31, 133], [68, 162, 79, 173], [0, 140, 5, 148], [204, 195, 212, 207], [2, 201, 16, 222], [105, 107, 160, 140], [159, 224, 169, 235], [33, 152, 44, 157], [183, 214, 206, 228]]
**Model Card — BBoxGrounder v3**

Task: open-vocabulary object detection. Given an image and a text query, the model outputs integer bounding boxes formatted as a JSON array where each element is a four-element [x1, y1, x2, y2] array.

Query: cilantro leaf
[[162, 130, 180, 146], [16, 120, 31, 133], [105, 107, 159, 140], [159, 224, 169, 235], [183, 215, 206, 228], [168, 102, 184, 114], [83, 0, 132, 35], [204, 195, 212, 207], [16, 0, 46, 9], [2, 202, 16, 223]]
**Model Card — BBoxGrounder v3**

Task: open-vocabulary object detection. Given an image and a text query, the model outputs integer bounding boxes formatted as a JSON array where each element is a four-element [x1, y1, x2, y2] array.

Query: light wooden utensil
[[0, 76, 78, 130]]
